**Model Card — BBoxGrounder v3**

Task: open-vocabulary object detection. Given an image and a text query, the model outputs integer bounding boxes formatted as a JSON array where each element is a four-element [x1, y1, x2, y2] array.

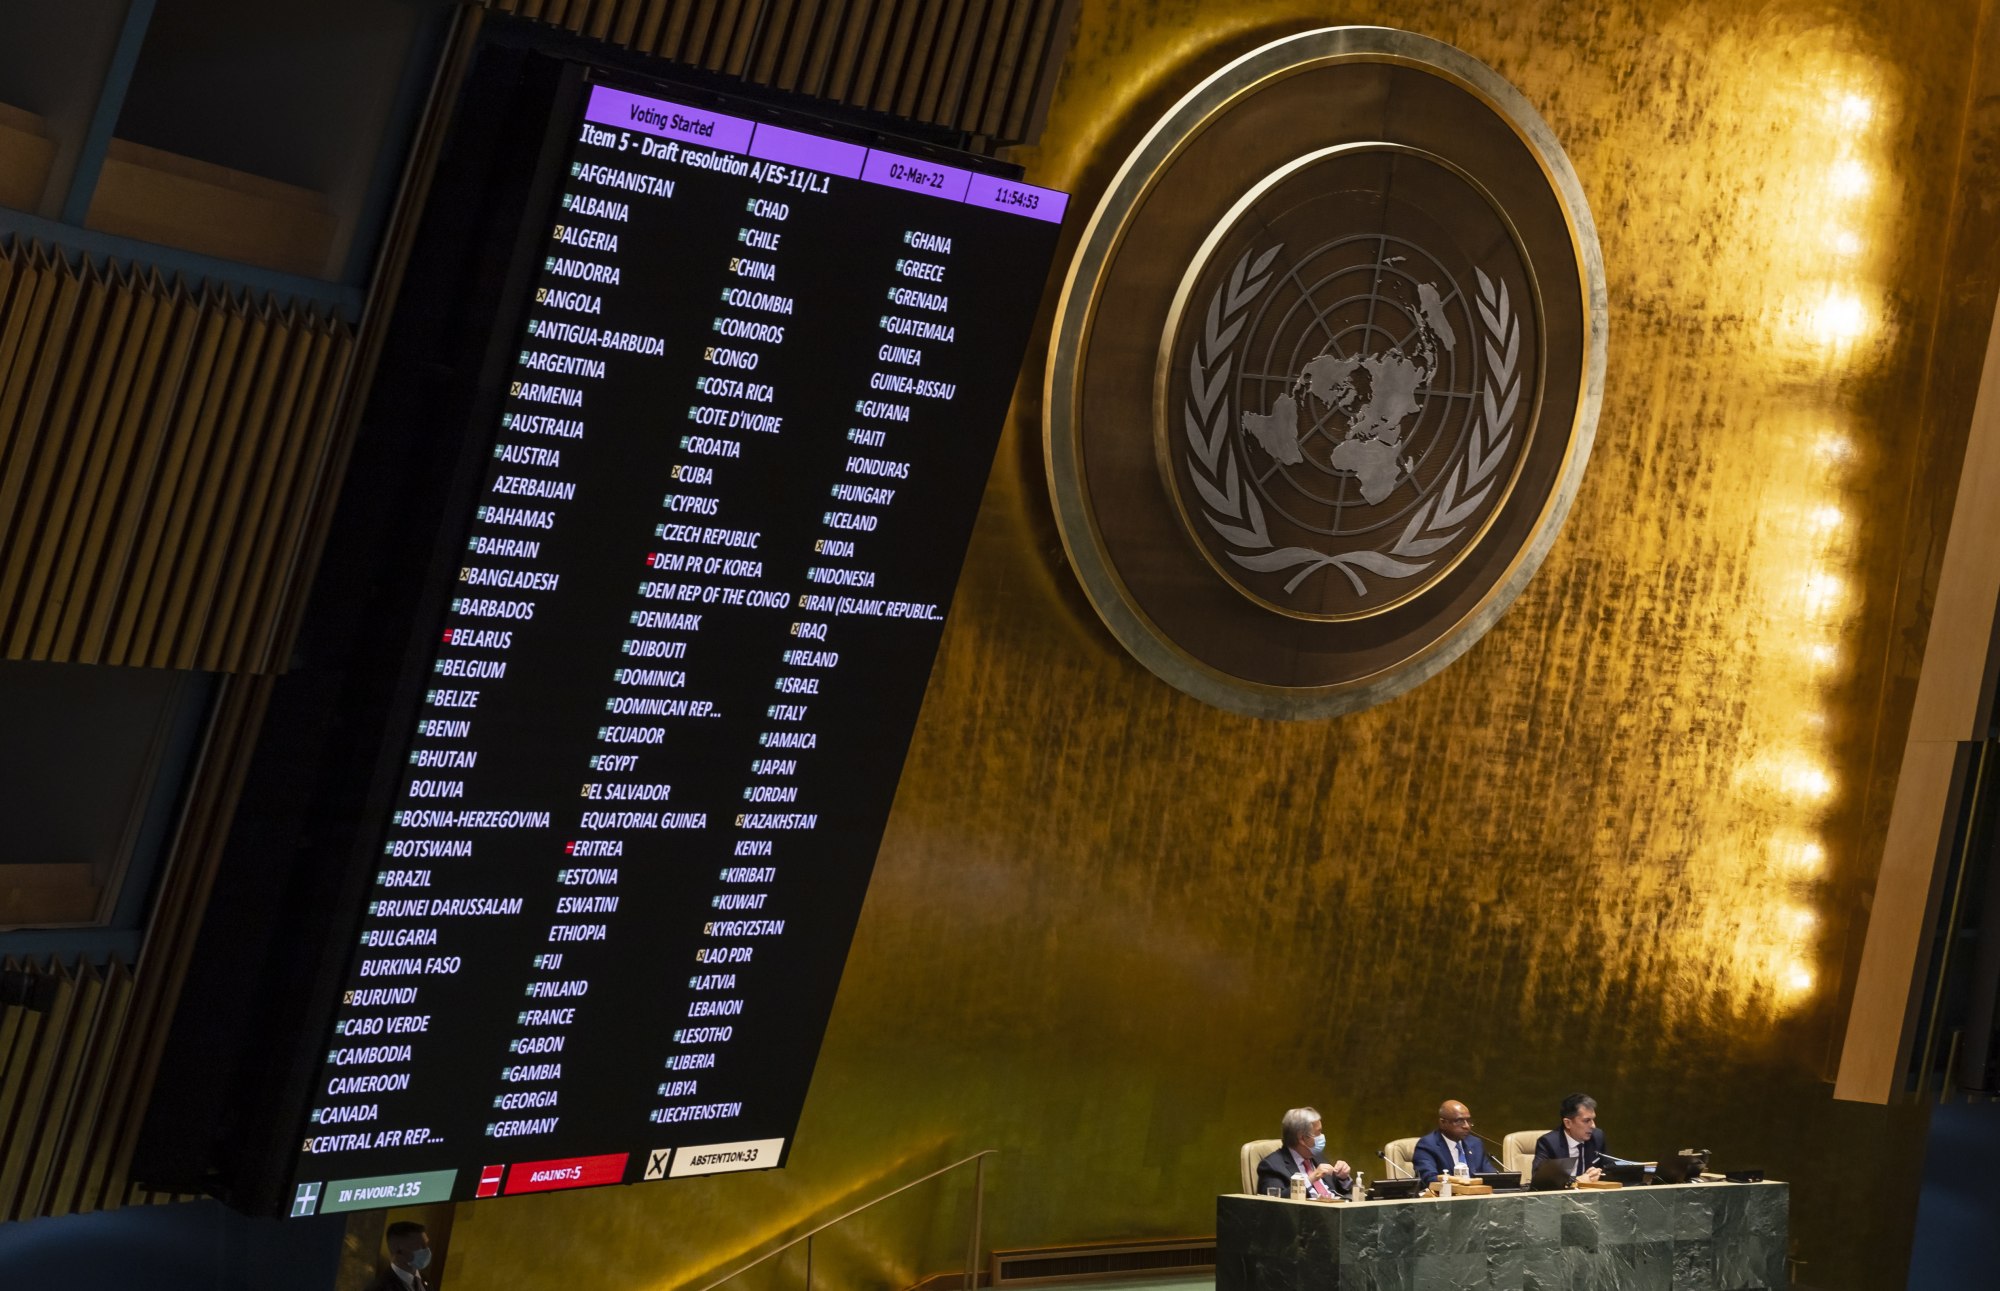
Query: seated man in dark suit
[[1412, 1099, 1492, 1181], [1532, 1092, 1607, 1183], [1255, 1106, 1353, 1199]]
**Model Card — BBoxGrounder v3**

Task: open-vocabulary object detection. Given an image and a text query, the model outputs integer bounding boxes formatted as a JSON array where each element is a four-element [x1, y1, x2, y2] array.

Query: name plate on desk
[[1218, 1184, 1789, 1289]]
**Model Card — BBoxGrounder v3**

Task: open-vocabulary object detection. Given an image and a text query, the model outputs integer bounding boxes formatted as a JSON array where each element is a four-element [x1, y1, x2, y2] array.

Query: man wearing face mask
[[369, 1220, 435, 1291], [1255, 1106, 1353, 1199]]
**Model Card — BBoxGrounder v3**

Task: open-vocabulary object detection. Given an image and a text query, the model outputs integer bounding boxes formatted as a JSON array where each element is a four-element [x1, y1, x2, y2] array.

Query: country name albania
[[563, 193, 628, 221]]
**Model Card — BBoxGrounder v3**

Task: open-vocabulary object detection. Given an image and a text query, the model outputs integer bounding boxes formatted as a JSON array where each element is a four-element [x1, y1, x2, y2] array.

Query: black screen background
[[133, 20, 1061, 1217]]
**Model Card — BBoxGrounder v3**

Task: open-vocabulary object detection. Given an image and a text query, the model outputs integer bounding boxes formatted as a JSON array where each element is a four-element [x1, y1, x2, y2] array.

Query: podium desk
[[1216, 1182, 1788, 1289]]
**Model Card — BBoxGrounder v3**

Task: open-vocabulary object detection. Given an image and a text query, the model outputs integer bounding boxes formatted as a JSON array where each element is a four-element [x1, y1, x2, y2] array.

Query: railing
[[694, 1148, 995, 1291]]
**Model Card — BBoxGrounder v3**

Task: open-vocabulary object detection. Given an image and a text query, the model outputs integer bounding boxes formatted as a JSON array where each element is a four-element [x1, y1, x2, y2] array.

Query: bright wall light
[[1811, 291, 1870, 344], [1828, 159, 1871, 197]]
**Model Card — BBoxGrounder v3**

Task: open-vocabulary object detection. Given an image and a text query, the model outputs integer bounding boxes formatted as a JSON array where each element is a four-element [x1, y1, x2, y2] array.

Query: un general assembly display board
[[1047, 27, 1606, 718], [265, 53, 1064, 1216]]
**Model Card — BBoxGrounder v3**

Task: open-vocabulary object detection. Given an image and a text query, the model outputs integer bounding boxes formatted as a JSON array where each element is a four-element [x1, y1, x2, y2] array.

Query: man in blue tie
[[1412, 1100, 1492, 1181]]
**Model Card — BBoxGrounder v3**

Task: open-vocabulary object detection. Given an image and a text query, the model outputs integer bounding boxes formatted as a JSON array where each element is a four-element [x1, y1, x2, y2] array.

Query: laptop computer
[[1476, 1171, 1524, 1191]]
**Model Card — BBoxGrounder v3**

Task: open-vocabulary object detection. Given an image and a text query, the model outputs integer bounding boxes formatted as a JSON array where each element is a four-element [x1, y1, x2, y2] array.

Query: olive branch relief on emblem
[[1182, 246, 1520, 598]]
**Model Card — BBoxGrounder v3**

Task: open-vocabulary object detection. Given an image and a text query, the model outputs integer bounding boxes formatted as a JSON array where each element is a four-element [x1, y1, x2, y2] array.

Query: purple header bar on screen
[[964, 172, 1069, 224], [858, 150, 972, 203], [582, 84, 1067, 223], [750, 123, 866, 178], [584, 86, 755, 154]]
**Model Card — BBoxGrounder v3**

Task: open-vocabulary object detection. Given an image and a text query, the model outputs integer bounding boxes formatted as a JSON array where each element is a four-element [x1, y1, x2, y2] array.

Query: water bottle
[[1289, 1172, 1307, 1201]]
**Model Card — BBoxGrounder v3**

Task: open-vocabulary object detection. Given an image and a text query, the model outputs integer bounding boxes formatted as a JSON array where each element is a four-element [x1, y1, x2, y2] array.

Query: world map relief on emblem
[[1240, 277, 1457, 505]]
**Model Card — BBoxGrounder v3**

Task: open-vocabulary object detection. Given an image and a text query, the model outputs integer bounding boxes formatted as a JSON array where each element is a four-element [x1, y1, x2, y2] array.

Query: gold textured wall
[[442, 1, 2000, 1287]]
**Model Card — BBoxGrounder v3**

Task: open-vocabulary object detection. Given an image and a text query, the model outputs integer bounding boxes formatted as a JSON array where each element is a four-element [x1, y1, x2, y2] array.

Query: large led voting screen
[[284, 71, 1065, 1216]]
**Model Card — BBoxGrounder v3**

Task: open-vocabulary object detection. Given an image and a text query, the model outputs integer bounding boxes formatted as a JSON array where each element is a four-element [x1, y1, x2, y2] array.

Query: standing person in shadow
[[369, 1220, 435, 1291]]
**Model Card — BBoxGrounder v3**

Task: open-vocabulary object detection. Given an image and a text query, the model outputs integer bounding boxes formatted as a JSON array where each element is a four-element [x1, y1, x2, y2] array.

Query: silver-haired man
[[1254, 1106, 1353, 1199]]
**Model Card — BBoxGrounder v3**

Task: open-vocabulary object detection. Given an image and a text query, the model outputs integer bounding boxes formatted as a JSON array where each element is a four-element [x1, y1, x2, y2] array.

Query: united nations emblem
[[1047, 28, 1604, 716]]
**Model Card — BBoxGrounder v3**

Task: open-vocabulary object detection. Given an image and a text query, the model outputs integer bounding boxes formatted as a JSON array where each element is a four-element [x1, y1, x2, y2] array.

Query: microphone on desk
[[1376, 1149, 1414, 1179]]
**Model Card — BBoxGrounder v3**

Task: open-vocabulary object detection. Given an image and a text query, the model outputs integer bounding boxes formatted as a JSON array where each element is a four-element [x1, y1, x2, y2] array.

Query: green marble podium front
[[1216, 1182, 1788, 1289]]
